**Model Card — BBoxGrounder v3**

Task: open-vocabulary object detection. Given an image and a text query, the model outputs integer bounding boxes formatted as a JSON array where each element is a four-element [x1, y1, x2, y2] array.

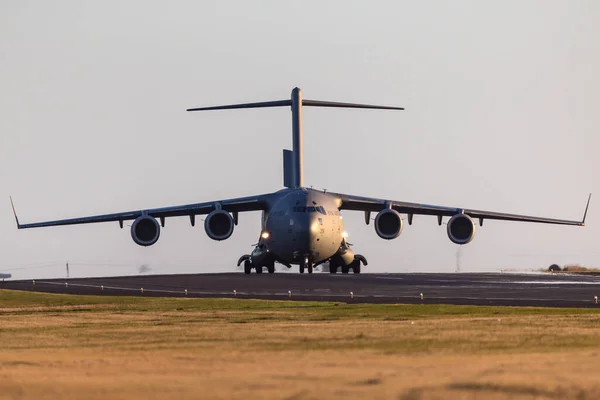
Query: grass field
[[1, 290, 600, 399]]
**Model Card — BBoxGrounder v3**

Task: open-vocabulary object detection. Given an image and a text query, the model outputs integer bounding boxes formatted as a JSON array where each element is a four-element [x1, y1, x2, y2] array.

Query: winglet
[[581, 193, 592, 226], [9, 197, 21, 229]]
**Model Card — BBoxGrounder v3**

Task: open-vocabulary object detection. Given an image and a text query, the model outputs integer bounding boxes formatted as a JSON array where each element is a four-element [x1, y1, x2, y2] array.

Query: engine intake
[[374, 209, 403, 240], [447, 214, 476, 245], [131, 215, 160, 246], [204, 210, 234, 241]]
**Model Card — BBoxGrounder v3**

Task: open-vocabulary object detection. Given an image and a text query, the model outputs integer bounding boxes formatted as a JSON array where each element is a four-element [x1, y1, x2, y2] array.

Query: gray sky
[[1, 1, 598, 279]]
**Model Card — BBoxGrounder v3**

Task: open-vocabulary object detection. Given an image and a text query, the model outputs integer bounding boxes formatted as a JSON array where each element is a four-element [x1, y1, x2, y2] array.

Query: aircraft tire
[[267, 263, 275, 274], [329, 264, 337, 274], [341, 265, 350, 274], [244, 260, 252, 275], [255, 265, 263, 274], [307, 263, 313, 274], [353, 262, 361, 274], [299, 264, 305, 274]]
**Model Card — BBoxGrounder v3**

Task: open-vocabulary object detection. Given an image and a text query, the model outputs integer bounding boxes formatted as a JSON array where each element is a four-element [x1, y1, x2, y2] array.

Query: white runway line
[[375, 276, 600, 285], [511, 280, 600, 285]]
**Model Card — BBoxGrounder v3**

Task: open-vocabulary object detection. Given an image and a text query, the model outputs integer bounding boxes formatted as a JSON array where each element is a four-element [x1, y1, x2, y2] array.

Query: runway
[[3, 272, 600, 307]]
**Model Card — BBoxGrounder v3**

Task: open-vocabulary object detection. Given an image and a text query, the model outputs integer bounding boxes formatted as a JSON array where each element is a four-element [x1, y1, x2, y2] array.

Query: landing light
[[261, 231, 270, 239], [342, 231, 348, 238]]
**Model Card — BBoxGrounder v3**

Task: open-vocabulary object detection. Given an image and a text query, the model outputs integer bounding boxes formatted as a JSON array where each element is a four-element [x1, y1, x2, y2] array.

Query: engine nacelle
[[131, 215, 160, 246], [204, 210, 234, 241], [447, 214, 476, 245], [374, 209, 403, 240]]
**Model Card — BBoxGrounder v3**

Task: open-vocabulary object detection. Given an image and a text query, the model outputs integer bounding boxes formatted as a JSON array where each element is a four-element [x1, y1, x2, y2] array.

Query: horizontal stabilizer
[[303, 99, 404, 111], [187, 100, 291, 112]]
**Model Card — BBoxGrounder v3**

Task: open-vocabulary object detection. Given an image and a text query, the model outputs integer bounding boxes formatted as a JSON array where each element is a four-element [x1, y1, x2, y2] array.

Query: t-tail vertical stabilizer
[[186, 87, 404, 188]]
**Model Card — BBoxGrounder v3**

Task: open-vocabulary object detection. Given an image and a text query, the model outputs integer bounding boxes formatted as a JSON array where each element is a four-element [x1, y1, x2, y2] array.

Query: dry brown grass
[[545, 264, 600, 273], [1, 290, 600, 399], [563, 265, 600, 273]]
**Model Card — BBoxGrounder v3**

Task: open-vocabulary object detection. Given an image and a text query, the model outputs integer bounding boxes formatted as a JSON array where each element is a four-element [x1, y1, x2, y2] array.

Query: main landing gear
[[328, 255, 367, 274], [243, 259, 275, 274]]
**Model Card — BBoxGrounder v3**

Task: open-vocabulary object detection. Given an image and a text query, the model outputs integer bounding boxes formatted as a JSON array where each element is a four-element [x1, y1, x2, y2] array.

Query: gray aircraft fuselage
[[262, 188, 344, 265]]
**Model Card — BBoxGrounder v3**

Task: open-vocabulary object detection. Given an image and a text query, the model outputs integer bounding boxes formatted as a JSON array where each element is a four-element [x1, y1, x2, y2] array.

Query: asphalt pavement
[[3, 272, 600, 308]]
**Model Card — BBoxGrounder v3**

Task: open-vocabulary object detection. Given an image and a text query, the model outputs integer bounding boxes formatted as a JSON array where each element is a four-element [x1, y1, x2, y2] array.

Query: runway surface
[[3, 272, 600, 307]]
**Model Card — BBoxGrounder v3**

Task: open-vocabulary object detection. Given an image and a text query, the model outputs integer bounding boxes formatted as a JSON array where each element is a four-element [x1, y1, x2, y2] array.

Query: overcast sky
[[1, 1, 598, 279]]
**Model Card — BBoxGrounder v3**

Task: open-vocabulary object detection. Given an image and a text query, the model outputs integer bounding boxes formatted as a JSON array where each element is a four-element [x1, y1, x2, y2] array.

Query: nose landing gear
[[299, 257, 313, 274]]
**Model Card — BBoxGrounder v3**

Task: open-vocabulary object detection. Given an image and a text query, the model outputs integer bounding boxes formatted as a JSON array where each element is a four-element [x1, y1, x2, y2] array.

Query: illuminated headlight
[[341, 231, 348, 238], [261, 231, 270, 239]]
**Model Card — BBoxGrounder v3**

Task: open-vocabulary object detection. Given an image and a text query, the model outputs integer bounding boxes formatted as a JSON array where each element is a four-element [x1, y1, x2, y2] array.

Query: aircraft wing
[[10, 194, 269, 229], [333, 192, 591, 226]]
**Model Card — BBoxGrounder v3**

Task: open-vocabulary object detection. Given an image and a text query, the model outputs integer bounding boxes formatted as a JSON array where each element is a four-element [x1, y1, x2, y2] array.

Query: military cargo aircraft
[[11, 88, 591, 274]]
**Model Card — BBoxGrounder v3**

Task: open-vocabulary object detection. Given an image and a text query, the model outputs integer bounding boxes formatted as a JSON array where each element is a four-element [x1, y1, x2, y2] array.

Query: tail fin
[[283, 149, 295, 188], [187, 87, 404, 188]]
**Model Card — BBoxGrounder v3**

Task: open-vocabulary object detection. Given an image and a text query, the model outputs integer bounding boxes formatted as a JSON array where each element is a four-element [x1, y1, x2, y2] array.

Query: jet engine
[[447, 213, 476, 245], [131, 215, 160, 246], [204, 210, 234, 241], [374, 209, 403, 240]]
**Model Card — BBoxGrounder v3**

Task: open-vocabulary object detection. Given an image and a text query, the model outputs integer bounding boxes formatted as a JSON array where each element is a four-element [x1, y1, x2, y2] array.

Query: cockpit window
[[292, 206, 327, 215]]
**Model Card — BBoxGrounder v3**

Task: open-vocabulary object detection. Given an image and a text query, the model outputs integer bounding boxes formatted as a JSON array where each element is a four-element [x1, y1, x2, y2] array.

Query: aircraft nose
[[290, 213, 310, 247], [308, 214, 322, 238], [305, 213, 324, 249], [288, 213, 321, 255]]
